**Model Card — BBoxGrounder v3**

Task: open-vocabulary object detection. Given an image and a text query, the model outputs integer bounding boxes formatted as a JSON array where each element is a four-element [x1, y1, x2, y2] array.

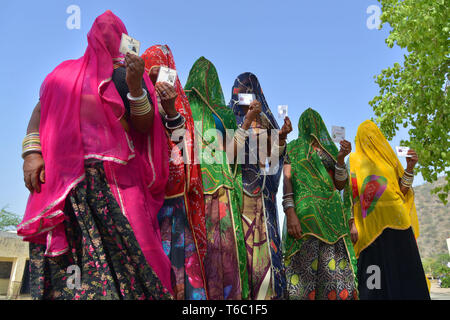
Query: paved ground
[[0, 295, 30, 300], [429, 282, 450, 300], [1, 283, 449, 300]]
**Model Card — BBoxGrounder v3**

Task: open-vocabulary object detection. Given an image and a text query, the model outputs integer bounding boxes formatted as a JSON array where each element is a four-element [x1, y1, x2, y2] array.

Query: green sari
[[184, 57, 248, 299], [282, 108, 357, 279]]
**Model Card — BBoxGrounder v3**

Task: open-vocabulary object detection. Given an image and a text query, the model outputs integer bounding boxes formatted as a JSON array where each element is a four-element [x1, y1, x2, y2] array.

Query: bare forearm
[[283, 164, 293, 196], [241, 118, 252, 131], [270, 137, 286, 160], [334, 178, 347, 191], [283, 163, 300, 238], [27, 102, 41, 134], [231, 125, 249, 160]]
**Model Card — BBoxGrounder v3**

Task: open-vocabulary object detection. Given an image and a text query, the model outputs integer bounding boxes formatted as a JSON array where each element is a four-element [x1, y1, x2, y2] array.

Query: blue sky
[[0, 0, 421, 224]]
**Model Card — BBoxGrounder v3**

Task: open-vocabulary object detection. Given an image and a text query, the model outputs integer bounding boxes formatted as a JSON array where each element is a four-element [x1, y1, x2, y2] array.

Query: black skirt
[[357, 227, 430, 300]]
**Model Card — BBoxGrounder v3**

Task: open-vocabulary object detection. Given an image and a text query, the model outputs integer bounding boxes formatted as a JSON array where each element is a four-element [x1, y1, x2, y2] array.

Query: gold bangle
[[22, 132, 42, 159], [130, 98, 152, 116]]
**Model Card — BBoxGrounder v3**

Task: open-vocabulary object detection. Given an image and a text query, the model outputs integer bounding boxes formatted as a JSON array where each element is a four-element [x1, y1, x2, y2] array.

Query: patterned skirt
[[241, 194, 274, 300], [204, 188, 242, 300], [285, 237, 358, 300], [29, 161, 172, 300], [157, 196, 207, 300]]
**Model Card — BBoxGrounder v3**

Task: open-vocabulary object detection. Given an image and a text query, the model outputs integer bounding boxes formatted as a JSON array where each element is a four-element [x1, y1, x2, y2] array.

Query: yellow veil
[[349, 120, 419, 258]]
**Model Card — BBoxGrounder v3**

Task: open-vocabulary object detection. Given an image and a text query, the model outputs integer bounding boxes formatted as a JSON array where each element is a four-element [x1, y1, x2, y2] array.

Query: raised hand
[[155, 82, 178, 118], [279, 116, 293, 142], [337, 139, 352, 165], [125, 52, 145, 97], [406, 149, 418, 172], [246, 100, 262, 123]]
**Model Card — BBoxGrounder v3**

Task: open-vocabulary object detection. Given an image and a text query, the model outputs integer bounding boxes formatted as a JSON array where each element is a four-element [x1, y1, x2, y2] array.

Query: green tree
[[423, 253, 450, 287], [0, 206, 21, 231], [370, 0, 449, 203]]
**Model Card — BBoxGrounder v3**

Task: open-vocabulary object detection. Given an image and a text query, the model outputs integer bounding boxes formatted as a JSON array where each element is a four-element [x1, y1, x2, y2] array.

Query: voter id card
[[157, 66, 177, 86], [119, 33, 140, 56], [278, 105, 288, 119], [331, 126, 345, 143], [396, 146, 411, 157], [238, 93, 256, 105]]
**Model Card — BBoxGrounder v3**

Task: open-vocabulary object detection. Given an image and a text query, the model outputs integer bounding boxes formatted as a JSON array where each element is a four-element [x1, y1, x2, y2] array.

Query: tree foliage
[[422, 253, 450, 288], [370, 0, 449, 203], [0, 206, 21, 231]]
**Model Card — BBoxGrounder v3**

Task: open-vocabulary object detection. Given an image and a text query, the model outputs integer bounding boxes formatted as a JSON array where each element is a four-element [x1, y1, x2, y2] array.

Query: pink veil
[[17, 11, 172, 294]]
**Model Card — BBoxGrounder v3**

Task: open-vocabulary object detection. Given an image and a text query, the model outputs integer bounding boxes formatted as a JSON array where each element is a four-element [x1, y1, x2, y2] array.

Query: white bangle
[[165, 116, 186, 130], [165, 113, 181, 122], [127, 88, 147, 101]]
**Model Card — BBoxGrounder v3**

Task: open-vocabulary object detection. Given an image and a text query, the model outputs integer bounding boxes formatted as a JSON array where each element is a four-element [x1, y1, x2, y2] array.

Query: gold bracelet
[[130, 97, 152, 116]]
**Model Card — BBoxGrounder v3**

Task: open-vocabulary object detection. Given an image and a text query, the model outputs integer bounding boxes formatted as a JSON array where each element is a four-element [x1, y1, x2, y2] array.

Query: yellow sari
[[349, 120, 419, 258]]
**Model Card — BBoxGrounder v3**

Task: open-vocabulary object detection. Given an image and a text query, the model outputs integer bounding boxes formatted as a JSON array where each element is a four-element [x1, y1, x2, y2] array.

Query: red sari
[[142, 45, 207, 299]]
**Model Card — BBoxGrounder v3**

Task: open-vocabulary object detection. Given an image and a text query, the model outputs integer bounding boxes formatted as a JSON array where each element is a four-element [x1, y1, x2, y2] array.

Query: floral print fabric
[[29, 162, 173, 300]]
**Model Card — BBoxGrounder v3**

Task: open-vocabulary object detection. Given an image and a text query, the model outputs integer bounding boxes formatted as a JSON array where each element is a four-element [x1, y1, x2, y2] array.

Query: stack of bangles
[[22, 132, 41, 159], [282, 193, 295, 212], [234, 126, 249, 147], [400, 170, 414, 188], [164, 112, 186, 130], [334, 163, 348, 181], [127, 89, 152, 116]]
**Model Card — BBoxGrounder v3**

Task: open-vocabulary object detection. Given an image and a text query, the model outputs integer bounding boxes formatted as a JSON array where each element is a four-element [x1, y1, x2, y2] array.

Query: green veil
[[282, 108, 357, 279], [184, 57, 249, 298]]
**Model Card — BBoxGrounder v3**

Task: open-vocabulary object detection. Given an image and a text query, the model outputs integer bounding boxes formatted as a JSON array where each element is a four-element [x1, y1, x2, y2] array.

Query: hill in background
[[415, 177, 449, 259]]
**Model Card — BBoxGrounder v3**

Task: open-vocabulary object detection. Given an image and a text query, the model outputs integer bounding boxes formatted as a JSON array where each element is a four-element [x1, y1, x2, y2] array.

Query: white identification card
[[396, 146, 411, 157], [156, 66, 177, 86], [278, 105, 288, 119], [238, 93, 255, 105], [331, 126, 345, 143], [119, 33, 140, 56]]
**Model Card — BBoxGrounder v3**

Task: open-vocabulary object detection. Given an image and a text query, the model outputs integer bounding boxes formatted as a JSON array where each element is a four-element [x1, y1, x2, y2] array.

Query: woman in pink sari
[[19, 11, 173, 300]]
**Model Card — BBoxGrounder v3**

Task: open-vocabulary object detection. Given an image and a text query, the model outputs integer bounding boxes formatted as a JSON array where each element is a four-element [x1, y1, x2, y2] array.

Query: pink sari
[[17, 11, 173, 294]]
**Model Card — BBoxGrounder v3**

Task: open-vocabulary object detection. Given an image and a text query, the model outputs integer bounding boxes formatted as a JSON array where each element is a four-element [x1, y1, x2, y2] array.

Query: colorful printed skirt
[[157, 196, 207, 300], [357, 227, 430, 300], [29, 161, 172, 300], [241, 194, 274, 300], [285, 236, 358, 300], [204, 188, 242, 300]]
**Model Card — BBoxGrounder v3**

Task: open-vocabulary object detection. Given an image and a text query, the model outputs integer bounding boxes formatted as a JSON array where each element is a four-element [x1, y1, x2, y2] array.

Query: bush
[[422, 254, 450, 283], [441, 276, 450, 288]]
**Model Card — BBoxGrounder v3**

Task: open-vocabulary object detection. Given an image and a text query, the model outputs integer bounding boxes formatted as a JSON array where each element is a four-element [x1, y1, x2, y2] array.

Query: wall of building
[[0, 231, 29, 299]]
